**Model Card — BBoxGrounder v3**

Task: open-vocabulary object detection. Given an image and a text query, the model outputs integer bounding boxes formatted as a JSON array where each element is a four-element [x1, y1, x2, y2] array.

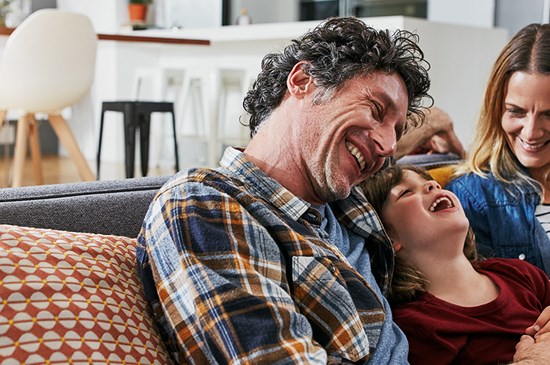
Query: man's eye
[[374, 102, 385, 120], [367, 100, 383, 121]]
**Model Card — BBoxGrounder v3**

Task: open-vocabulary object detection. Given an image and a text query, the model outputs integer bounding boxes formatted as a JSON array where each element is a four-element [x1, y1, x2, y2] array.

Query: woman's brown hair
[[455, 23, 550, 191]]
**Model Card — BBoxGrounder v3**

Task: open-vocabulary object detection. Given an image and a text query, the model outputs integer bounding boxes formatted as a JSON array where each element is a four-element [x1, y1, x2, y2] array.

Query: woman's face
[[501, 72, 550, 174]]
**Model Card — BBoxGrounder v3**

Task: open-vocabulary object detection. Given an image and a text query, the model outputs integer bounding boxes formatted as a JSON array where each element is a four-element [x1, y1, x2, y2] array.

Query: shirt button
[[518, 254, 526, 260]]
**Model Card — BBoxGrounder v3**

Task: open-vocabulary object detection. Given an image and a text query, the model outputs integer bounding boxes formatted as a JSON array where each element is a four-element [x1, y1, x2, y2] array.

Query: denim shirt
[[446, 172, 550, 275]]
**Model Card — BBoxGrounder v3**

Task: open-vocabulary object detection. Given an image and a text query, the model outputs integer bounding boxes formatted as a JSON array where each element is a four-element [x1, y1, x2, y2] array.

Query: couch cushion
[[0, 176, 169, 238], [0, 224, 173, 365]]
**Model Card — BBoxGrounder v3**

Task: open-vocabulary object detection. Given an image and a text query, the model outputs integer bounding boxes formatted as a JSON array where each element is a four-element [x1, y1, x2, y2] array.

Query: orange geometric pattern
[[0, 224, 173, 365]]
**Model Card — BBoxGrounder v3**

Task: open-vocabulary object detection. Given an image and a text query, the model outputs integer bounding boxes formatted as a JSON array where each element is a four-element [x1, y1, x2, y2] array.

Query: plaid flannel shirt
[[137, 147, 394, 364]]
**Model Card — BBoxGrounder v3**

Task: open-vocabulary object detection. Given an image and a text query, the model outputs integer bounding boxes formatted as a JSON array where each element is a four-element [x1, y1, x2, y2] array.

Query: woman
[[446, 23, 550, 275], [361, 164, 550, 365]]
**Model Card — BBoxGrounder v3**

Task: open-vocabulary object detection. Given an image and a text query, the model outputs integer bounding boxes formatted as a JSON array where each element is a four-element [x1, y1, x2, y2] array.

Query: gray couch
[[0, 175, 170, 237], [0, 153, 460, 237]]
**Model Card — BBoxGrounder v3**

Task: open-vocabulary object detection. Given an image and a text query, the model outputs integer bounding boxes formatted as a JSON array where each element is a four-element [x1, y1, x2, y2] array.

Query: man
[[394, 106, 466, 160], [138, 17, 429, 363], [136, 17, 549, 364]]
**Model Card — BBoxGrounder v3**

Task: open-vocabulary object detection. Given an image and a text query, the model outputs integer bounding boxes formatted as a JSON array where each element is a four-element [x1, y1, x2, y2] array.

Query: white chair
[[0, 9, 96, 187]]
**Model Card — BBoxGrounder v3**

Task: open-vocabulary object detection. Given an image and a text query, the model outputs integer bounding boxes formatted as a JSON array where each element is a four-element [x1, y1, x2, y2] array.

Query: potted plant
[[0, 0, 13, 27], [128, 0, 152, 24]]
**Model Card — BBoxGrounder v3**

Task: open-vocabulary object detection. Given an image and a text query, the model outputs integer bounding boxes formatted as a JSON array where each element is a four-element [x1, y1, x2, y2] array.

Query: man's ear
[[287, 61, 314, 98]]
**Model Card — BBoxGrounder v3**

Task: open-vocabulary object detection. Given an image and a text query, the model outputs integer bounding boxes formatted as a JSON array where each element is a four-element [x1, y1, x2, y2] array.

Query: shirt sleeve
[[138, 180, 328, 364]]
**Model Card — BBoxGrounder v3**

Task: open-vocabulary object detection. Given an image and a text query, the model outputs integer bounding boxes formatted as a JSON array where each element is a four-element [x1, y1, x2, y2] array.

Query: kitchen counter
[[0, 18, 508, 174]]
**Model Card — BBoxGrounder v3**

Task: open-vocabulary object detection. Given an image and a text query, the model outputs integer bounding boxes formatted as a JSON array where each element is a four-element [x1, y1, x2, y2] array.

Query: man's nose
[[371, 129, 396, 157]]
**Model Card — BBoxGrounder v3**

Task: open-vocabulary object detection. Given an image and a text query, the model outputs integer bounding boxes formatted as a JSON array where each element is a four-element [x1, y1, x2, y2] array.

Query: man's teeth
[[346, 141, 366, 170], [429, 197, 453, 212]]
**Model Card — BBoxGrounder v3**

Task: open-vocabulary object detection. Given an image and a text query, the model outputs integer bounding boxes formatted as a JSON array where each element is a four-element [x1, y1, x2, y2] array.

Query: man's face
[[298, 71, 409, 203]]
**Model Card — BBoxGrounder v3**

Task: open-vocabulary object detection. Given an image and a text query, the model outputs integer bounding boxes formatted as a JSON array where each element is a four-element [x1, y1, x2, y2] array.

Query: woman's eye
[[505, 108, 525, 117]]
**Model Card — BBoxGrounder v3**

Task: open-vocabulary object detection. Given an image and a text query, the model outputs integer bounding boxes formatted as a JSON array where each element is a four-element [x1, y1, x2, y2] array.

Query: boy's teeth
[[346, 141, 366, 170], [429, 197, 453, 212]]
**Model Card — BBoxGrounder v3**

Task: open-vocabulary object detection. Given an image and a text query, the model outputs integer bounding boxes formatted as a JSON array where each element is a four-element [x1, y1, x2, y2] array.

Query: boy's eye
[[397, 188, 411, 199]]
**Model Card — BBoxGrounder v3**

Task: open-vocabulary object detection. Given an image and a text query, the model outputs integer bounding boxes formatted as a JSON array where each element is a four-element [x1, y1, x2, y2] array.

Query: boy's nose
[[424, 180, 441, 192]]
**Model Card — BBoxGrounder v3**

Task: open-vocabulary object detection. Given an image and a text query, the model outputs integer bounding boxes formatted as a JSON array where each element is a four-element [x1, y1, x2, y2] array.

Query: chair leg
[[96, 108, 107, 180], [139, 113, 151, 177], [123, 106, 137, 179], [0, 110, 6, 130], [48, 113, 94, 182], [170, 109, 180, 172], [11, 115, 30, 187], [27, 115, 44, 185]]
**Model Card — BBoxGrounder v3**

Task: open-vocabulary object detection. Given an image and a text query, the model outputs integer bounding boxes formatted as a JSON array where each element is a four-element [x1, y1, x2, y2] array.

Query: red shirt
[[392, 258, 550, 365]]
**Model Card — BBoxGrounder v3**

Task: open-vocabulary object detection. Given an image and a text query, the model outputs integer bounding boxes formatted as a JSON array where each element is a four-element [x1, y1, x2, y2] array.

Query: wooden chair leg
[[0, 110, 6, 129], [11, 115, 30, 187], [48, 113, 94, 181], [28, 114, 44, 185]]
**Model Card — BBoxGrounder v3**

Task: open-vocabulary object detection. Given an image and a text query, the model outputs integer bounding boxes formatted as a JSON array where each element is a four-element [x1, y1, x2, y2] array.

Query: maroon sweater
[[392, 258, 550, 365]]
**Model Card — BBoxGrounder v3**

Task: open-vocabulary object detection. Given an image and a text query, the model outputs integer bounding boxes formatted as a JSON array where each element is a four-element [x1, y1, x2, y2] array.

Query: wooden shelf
[[0, 26, 210, 46]]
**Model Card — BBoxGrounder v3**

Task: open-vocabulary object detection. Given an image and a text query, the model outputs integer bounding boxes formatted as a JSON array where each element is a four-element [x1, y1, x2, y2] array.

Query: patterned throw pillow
[[0, 224, 173, 365]]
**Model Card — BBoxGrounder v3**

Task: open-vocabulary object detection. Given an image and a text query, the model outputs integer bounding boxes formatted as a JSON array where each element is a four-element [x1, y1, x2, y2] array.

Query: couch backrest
[[0, 176, 169, 238]]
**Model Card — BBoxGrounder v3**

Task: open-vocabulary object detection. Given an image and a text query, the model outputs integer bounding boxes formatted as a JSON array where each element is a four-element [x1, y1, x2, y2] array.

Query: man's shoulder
[[159, 167, 246, 196]]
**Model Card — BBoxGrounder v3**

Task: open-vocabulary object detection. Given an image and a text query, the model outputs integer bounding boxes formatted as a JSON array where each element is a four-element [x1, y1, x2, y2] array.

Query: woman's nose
[[521, 114, 545, 140]]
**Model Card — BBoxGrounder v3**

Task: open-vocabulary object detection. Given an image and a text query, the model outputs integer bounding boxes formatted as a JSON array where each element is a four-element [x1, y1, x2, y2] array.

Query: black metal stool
[[97, 101, 180, 179]]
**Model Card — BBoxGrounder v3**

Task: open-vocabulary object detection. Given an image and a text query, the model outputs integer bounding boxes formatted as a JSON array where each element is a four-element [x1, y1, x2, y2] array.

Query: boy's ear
[[287, 61, 314, 97], [391, 240, 402, 253]]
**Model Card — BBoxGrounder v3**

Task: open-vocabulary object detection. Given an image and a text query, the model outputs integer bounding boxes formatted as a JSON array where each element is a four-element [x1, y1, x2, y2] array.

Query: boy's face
[[381, 170, 469, 255]]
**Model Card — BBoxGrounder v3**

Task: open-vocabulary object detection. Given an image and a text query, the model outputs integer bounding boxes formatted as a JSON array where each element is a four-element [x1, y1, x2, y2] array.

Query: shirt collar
[[219, 147, 310, 221], [219, 147, 388, 239], [219, 147, 394, 293]]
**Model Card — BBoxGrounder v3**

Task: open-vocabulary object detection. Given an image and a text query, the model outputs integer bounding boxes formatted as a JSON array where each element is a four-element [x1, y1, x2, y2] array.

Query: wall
[[229, 0, 299, 25], [495, 0, 549, 36], [428, 0, 495, 27], [159, 0, 223, 29], [57, 0, 127, 33], [31, 0, 56, 12]]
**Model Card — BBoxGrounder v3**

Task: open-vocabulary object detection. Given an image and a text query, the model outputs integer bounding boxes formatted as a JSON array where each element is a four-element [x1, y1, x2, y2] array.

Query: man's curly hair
[[243, 17, 432, 137]]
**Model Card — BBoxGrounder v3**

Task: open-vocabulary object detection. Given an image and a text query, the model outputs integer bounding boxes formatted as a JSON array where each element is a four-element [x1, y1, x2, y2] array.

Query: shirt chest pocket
[[291, 256, 371, 362]]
